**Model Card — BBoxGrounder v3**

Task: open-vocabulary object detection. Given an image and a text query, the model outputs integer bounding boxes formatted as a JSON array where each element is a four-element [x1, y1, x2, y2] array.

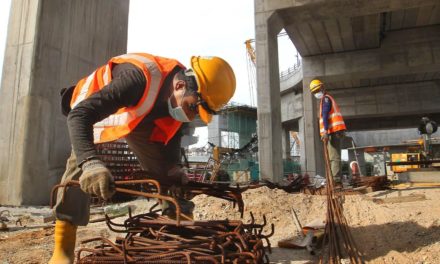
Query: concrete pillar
[[299, 117, 306, 173], [282, 127, 290, 159], [301, 75, 325, 177], [255, 10, 284, 182], [0, 0, 129, 205], [207, 115, 222, 147]]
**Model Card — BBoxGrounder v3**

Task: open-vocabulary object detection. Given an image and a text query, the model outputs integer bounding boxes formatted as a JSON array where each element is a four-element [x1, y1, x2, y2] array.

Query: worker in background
[[50, 53, 236, 264], [350, 161, 360, 177], [418, 116, 438, 161], [309, 79, 346, 187]]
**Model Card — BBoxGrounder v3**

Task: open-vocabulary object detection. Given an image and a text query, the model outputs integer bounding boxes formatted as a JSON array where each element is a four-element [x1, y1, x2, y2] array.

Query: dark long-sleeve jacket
[[64, 63, 181, 166], [321, 95, 332, 132]]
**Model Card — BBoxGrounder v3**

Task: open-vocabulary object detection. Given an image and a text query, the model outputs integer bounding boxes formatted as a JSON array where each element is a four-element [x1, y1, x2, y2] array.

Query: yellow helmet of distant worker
[[191, 56, 236, 124], [309, 79, 323, 93]]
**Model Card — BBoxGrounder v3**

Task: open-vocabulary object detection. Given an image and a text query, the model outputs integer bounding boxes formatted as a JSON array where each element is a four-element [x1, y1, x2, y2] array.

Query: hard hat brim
[[198, 105, 212, 124], [310, 84, 322, 93]]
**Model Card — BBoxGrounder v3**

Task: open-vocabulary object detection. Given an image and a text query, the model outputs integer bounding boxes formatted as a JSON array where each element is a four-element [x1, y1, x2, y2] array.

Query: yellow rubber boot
[[49, 220, 77, 264]]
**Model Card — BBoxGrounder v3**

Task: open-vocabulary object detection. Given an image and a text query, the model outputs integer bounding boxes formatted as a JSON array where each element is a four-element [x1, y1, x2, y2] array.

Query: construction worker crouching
[[310, 79, 346, 187], [50, 53, 236, 264]]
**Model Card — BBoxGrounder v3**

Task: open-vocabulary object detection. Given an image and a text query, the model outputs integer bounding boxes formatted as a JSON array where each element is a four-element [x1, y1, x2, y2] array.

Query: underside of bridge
[[255, 0, 440, 181]]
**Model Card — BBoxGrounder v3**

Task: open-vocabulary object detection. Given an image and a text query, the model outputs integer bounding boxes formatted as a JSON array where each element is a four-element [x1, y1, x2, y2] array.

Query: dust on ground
[[1, 187, 440, 264]]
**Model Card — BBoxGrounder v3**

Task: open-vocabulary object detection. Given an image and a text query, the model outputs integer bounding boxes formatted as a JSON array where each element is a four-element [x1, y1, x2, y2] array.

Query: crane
[[244, 31, 291, 107], [245, 39, 257, 106]]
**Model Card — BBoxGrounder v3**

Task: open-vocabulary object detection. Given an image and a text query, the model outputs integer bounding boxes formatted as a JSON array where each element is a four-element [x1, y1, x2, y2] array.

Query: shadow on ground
[[352, 220, 440, 261], [268, 220, 440, 263]]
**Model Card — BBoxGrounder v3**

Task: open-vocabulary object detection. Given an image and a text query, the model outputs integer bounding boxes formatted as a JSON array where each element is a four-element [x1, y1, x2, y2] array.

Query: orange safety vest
[[70, 53, 184, 144], [319, 94, 346, 136]]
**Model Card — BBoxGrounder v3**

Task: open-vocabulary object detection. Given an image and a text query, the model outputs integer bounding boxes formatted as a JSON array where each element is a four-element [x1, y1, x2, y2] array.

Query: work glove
[[321, 132, 329, 142], [166, 166, 189, 198], [167, 166, 189, 185], [79, 159, 116, 200]]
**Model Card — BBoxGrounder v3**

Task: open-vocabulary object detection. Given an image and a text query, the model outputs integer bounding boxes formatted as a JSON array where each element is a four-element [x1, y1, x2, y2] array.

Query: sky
[[0, 0, 11, 81], [0, 0, 298, 147], [127, 0, 297, 106], [127, 0, 256, 106]]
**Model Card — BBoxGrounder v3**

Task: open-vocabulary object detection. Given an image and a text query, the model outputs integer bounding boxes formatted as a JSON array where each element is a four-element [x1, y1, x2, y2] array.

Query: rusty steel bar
[[50, 179, 270, 263], [51, 180, 185, 225], [77, 210, 272, 263], [319, 140, 364, 264]]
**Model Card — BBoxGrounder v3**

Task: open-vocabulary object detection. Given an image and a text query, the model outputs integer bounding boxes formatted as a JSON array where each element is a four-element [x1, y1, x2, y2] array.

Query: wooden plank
[[372, 194, 426, 204], [392, 182, 440, 189]]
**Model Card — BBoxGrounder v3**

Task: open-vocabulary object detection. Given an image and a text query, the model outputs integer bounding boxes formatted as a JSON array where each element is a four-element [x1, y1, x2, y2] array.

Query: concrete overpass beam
[[303, 25, 440, 84], [277, 0, 438, 25], [334, 81, 440, 121]]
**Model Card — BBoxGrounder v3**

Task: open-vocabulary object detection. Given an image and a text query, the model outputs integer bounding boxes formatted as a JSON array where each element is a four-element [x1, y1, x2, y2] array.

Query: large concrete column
[[0, 0, 129, 205], [255, 9, 284, 182], [208, 115, 222, 147], [300, 76, 325, 176], [281, 127, 290, 159]]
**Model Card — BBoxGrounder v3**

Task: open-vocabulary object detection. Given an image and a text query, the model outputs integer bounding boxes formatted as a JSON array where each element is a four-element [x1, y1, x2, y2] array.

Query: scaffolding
[[218, 103, 257, 149], [204, 103, 301, 183]]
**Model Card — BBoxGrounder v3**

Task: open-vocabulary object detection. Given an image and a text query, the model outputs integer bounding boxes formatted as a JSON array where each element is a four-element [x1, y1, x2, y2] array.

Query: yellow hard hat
[[310, 79, 323, 93], [191, 56, 236, 124]]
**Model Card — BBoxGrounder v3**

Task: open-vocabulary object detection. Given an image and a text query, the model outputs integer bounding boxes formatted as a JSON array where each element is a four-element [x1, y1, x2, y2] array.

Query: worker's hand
[[79, 159, 115, 200], [166, 166, 189, 198], [167, 166, 189, 185], [321, 132, 329, 141]]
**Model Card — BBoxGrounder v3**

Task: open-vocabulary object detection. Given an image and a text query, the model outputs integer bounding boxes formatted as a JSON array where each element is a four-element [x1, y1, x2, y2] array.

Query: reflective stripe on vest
[[70, 53, 183, 144], [319, 94, 346, 135]]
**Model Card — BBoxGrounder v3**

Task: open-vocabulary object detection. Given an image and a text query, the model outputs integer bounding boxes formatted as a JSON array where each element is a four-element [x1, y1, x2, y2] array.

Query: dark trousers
[[327, 133, 343, 183]]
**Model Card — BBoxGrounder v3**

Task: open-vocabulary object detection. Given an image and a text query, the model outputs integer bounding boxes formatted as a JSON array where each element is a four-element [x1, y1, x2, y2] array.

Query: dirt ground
[[1, 186, 440, 264]]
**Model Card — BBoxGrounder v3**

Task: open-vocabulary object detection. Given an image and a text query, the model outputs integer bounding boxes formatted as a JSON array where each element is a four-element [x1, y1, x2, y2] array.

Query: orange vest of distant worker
[[70, 53, 184, 144], [319, 94, 346, 136]]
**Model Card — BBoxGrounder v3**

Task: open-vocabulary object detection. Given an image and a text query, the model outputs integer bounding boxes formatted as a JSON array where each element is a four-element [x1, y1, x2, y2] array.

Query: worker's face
[[314, 90, 324, 99], [170, 80, 199, 121]]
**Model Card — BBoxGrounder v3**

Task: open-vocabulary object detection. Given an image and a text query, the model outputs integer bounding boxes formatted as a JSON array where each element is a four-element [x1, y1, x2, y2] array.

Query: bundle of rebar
[[51, 180, 273, 263], [76, 209, 273, 263], [320, 141, 364, 264], [51, 180, 252, 224]]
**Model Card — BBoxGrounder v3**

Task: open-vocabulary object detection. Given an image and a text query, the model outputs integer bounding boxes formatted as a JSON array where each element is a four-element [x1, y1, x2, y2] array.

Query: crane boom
[[245, 39, 256, 66]]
